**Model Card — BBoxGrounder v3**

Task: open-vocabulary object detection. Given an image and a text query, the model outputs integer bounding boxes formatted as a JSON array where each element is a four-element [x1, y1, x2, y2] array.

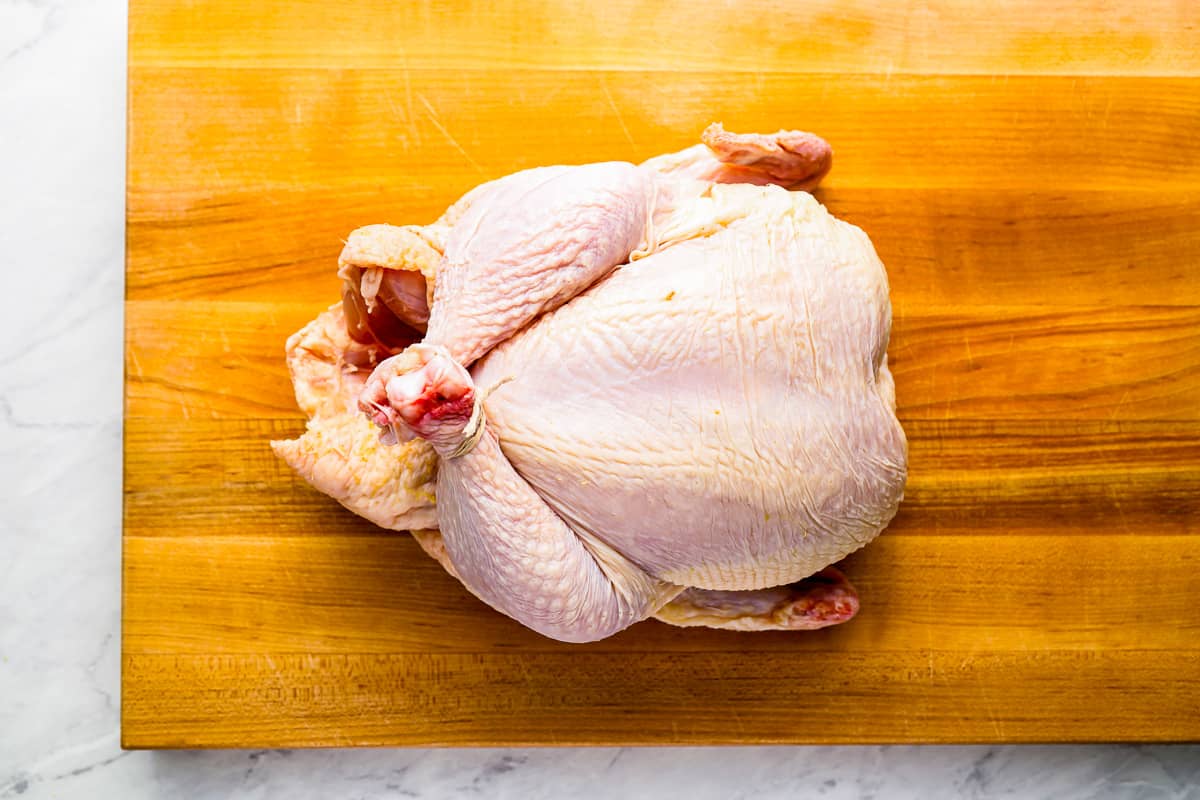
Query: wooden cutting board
[[123, 0, 1200, 746]]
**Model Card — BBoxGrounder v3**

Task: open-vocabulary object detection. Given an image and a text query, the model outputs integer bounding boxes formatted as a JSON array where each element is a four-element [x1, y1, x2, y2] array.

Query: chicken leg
[[422, 161, 657, 367], [384, 345, 674, 643]]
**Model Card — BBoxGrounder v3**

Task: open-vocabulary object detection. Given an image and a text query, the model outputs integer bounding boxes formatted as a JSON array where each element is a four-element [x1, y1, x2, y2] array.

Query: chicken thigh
[[274, 125, 906, 642]]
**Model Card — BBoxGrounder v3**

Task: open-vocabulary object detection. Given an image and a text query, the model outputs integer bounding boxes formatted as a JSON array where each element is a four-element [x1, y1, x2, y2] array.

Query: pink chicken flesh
[[273, 124, 906, 643]]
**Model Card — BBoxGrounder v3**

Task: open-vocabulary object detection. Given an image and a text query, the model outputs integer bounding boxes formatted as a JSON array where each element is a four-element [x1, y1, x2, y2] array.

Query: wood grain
[[127, 69, 1200, 192], [124, 533, 1200, 656], [125, 0, 1200, 746], [131, 0, 1200, 76], [123, 650, 1200, 747]]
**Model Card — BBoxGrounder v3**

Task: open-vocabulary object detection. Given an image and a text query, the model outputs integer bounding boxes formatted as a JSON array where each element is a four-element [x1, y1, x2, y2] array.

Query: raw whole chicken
[[273, 124, 907, 643]]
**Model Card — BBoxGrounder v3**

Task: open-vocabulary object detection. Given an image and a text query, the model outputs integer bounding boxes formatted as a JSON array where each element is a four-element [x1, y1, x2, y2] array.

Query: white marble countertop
[[1, 0, 1197, 797]]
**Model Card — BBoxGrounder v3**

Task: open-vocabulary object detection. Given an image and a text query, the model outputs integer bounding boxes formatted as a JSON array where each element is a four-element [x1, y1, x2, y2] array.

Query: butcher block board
[[123, 0, 1200, 746]]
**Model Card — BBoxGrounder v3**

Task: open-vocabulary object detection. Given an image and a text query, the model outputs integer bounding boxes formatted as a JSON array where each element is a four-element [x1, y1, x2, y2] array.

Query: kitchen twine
[[445, 375, 514, 460]]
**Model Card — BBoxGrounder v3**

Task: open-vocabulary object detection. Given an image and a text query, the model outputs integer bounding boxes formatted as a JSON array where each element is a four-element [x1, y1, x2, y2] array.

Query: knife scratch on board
[[416, 93, 486, 177]]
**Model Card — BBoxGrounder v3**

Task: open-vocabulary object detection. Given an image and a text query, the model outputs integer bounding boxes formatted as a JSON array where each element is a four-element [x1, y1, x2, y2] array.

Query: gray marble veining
[[0, 0, 1196, 797]]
